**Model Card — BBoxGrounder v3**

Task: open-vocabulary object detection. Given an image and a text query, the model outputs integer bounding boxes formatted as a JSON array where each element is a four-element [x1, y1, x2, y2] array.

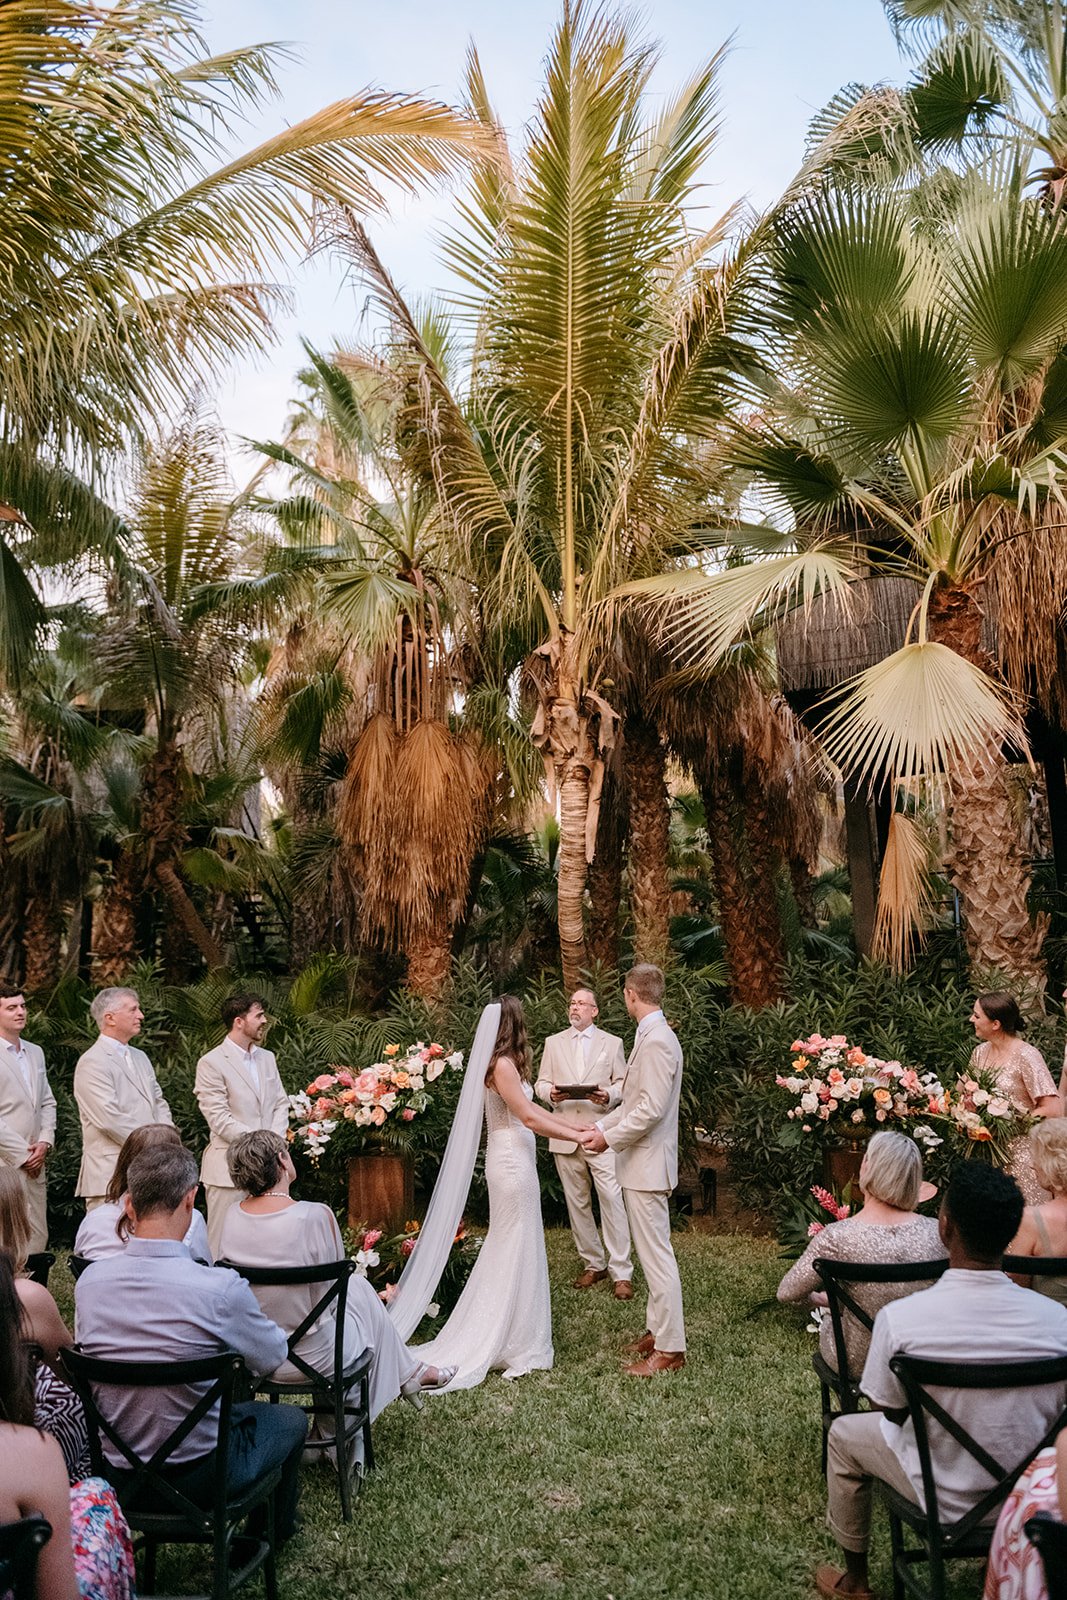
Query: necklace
[[260, 1192, 290, 1200]]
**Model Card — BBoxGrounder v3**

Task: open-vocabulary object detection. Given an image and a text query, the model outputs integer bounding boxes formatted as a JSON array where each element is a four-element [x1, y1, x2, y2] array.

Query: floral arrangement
[[776, 1033, 945, 1144], [288, 1040, 464, 1161], [926, 1065, 1034, 1165], [344, 1218, 482, 1325], [805, 1184, 851, 1238]]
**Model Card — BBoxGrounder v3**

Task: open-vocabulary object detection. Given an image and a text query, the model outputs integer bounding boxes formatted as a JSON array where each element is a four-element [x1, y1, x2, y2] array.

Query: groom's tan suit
[[598, 1010, 685, 1353], [535, 1024, 632, 1282], [0, 1037, 56, 1251], [195, 1038, 289, 1255]]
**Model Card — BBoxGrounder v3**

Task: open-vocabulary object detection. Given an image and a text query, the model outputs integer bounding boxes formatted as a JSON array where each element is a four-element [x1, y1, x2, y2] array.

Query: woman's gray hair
[[1030, 1118, 1067, 1195], [859, 1130, 923, 1210], [90, 986, 138, 1026], [227, 1129, 289, 1196]]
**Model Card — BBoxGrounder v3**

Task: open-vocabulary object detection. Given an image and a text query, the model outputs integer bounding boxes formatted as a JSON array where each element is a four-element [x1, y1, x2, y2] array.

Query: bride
[[386, 996, 596, 1390]]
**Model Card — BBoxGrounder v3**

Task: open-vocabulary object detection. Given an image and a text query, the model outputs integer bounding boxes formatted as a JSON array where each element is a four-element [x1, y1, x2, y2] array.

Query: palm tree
[[340, 7, 749, 989], [631, 170, 1067, 991], [0, 0, 485, 687]]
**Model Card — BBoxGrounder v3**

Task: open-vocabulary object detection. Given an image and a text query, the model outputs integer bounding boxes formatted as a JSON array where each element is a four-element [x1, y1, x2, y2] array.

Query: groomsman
[[586, 964, 686, 1375], [74, 987, 173, 1209], [0, 983, 57, 1252], [535, 989, 633, 1298], [195, 993, 289, 1254]]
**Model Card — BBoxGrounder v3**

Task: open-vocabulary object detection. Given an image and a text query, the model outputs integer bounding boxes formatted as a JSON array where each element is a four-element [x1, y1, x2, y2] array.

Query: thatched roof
[[775, 574, 922, 692]]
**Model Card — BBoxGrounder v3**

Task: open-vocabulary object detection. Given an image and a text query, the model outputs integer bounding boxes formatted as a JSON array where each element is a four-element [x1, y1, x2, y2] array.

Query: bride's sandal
[[401, 1363, 457, 1408]]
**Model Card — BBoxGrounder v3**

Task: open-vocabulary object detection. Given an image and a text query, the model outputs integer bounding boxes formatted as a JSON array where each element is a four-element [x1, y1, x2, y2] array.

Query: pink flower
[[829, 1034, 848, 1047], [401, 1237, 416, 1257], [362, 1229, 383, 1249], [370, 1105, 387, 1127], [899, 1069, 921, 1093], [314, 1098, 332, 1119], [309, 1074, 334, 1093], [846, 1047, 866, 1067], [401, 1107, 416, 1121], [807, 1221, 825, 1237], [335, 1070, 355, 1088], [378, 1283, 397, 1303]]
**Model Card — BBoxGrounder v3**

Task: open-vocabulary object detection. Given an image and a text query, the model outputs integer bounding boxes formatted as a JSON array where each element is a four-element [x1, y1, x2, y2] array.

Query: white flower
[[913, 1124, 943, 1149], [378, 1092, 398, 1113], [987, 1097, 1011, 1118], [800, 1092, 819, 1114], [447, 1051, 464, 1070], [353, 1248, 380, 1276], [427, 1302, 440, 1318], [806, 1306, 826, 1335], [851, 1108, 865, 1124], [972, 1088, 990, 1107]]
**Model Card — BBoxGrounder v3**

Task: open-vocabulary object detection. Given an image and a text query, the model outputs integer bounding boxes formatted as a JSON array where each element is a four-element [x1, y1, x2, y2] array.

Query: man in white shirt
[[76, 1144, 306, 1541], [194, 993, 290, 1255], [0, 983, 57, 1252], [535, 989, 632, 1296], [817, 1162, 1067, 1600], [74, 987, 173, 1208]]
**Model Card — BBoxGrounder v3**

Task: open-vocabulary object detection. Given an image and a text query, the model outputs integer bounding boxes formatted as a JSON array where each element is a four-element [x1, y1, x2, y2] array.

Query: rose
[[800, 1092, 819, 1113], [846, 1047, 866, 1067], [972, 1088, 990, 1107], [846, 1078, 864, 1098], [314, 1097, 332, 1118], [392, 1071, 411, 1089], [401, 1107, 416, 1121], [370, 1105, 387, 1127], [851, 1108, 865, 1124], [873, 1088, 892, 1107], [308, 1073, 334, 1093]]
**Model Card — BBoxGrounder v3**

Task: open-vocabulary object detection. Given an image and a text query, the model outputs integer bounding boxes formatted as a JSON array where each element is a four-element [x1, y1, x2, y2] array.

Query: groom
[[585, 964, 686, 1376]]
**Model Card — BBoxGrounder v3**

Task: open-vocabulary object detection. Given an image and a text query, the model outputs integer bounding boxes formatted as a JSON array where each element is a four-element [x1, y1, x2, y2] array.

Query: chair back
[[60, 1344, 244, 1532], [814, 1257, 949, 1391], [1025, 1510, 1067, 1592], [1002, 1254, 1067, 1279], [0, 1515, 52, 1600], [889, 1352, 1067, 1550], [24, 1253, 54, 1289], [217, 1258, 355, 1388], [67, 1253, 92, 1282]]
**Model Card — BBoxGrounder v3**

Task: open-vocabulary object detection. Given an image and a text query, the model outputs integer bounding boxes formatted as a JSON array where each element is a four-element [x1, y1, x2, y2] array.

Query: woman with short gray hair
[[218, 1131, 455, 1424], [777, 1131, 945, 1372]]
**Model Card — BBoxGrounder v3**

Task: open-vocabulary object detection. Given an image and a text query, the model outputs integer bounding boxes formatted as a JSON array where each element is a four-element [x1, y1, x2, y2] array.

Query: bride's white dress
[[414, 1081, 553, 1390]]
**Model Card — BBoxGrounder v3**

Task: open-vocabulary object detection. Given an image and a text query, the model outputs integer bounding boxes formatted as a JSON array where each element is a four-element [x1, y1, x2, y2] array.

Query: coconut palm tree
[[338, 7, 752, 989], [630, 169, 1067, 991], [0, 0, 485, 687]]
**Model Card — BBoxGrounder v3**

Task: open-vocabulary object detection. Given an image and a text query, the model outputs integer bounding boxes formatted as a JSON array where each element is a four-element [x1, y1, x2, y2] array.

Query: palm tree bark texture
[[623, 715, 672, 968]]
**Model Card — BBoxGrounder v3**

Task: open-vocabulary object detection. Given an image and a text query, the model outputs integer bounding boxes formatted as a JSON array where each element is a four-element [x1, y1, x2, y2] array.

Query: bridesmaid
[[968, 992, 1060, 1203]]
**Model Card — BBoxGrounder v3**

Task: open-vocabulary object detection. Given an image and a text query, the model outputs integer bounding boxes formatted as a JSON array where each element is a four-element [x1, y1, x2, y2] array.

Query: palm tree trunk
[[406, 910, 452, 1003], [22, 890, 64, 993], [92, 849, 140, 984], [557, 759, 591, 992], [624, 715, 671, 967], [142, 739, 224, 972], [155, 860, 225, 969], [700, 760, 786, 1007], [587, 766, 624, 972], [928, 584, 1047, 993]]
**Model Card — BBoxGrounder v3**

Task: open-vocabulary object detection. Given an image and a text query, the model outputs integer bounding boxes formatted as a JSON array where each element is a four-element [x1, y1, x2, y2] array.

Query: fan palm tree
[[339, 6, 752, 989], [0, 0, 486, 687], [629, 170, 1067, 991]]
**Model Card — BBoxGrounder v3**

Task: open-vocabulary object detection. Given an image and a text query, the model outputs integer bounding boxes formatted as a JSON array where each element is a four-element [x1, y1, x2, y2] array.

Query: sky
[[198, 1, 906, 460]]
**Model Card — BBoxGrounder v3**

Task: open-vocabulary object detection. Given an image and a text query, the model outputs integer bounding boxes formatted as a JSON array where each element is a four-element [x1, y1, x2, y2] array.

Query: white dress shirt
[[2, 1038, 33, 1094], [74, 1201, 212, 1266]]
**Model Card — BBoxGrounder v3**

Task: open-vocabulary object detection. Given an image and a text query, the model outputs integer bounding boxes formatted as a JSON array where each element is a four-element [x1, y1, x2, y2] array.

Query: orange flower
[[404, 1219, 420, 1234], [384, 1043, 400, 1057], [969, 1126, 993, 1142], [392, 1071, 411, 1088]]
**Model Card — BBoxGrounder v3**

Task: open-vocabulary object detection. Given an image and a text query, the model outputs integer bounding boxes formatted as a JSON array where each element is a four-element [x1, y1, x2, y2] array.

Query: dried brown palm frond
[[983, 504, 1067, 723], [871, 808, 937, 972]]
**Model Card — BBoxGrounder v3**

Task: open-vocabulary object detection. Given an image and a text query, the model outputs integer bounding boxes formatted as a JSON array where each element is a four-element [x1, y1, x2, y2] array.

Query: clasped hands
[[575, 1125, 608, 1153], [23, 1141, 49, 1178]]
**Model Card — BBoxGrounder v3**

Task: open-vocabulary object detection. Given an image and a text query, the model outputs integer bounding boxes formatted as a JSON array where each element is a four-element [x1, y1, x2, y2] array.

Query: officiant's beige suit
[[599, 1011, 685, 1352], [74, 1036, 173, 1205], [195, 1039, 289, 1253], [535, 1025, 632, 1282], [0, 1038, 56, 1251]]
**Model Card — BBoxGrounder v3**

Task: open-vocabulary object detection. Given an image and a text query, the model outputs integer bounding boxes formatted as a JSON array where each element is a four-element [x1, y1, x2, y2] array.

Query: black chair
[[812, 1257, 949, 1473], [24, 1252, 54, 1289], [67, 1253, 92, 1282], [1003, 1253, 1067, 1286], [218, 1258, 373, 1524], [61, 1345, 281, 1600], [0, 1515, 52, 1600], [1025, 1510, 1067, 1594], [875, 1352, 1067, 1600]]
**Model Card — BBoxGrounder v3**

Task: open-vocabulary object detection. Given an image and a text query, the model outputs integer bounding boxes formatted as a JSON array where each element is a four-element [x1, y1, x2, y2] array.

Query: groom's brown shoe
[[573, 1268, 608, 1289], [612, 1280, 634, 1301], [622, 1330, 655, 1356], [624, 1350, 686, 1377]]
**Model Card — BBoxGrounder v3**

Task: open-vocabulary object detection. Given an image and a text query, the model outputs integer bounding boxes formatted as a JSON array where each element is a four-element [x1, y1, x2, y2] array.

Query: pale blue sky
[[199, 1, 904, 453]]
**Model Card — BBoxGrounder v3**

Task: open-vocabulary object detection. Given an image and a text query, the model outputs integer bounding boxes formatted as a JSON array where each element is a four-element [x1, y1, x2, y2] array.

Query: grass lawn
[[51, 1230, 984, 1599]]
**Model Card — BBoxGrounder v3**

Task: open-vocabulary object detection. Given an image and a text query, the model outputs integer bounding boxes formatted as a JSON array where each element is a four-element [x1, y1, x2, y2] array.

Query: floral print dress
[[69, 1478, 137, 1600], [968, 1041, 1058, 1204], [984, 1446, 1057, 1600]]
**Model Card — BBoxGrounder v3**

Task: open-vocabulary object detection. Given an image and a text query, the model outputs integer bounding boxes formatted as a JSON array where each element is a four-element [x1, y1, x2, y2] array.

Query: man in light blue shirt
[[76, 1143, 307, 1539]]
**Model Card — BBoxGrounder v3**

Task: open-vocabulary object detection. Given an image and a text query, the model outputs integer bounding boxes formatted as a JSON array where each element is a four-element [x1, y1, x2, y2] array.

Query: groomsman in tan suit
[[0, 984, 57, 1252], [586, 963, 686, 1375], [74, 987, 173, 1209], [535, 989, 633, 1298], [195, 993, 289, 1254]]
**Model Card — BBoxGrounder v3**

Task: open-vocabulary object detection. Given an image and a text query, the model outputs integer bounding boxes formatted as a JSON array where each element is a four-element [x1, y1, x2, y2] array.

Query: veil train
[[385, 1002, 500, 1341]]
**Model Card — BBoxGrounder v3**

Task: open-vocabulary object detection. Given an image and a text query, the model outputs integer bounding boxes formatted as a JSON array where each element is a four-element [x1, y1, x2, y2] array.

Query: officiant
[[535, 989, 633, 1299]]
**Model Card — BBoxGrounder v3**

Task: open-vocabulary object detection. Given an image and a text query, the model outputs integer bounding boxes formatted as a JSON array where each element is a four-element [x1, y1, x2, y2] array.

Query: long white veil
[[385, 1001, 500, 1340]]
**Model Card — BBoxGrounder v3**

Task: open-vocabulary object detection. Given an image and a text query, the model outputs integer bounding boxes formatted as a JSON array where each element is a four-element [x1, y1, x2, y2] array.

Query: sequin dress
[[969, 1041, 1058, 1204], [414, 1083, 553, 1389], [777, 1216, 946, 1373]]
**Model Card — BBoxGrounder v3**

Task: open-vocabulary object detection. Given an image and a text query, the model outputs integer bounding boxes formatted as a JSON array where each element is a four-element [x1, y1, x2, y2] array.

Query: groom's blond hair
[[624, 964, 665, 1005]]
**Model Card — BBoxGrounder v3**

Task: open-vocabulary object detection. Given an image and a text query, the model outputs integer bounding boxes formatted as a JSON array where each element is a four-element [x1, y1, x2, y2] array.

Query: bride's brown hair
[[486, 994, 532, 1084]]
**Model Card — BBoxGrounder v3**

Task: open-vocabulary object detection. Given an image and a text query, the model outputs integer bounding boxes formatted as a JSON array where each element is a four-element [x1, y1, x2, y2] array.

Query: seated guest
[[76, 1145, 306, 1542], [1005, 1118, 1067, 1303], [218, 1130, 455, 1419], [816, 1162, 1067, 1600], [985, 1428, 1067, 1600], [0, 1253, 135, 1600], [0, 1165, 89, 1481], [74, 1123, 212, 1264], [777, 1131, 945, 1373]]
